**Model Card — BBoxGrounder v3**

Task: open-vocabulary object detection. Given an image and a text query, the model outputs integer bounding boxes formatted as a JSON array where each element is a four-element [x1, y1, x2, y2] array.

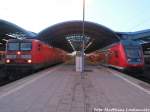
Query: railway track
[[123, 66, 150, 84]]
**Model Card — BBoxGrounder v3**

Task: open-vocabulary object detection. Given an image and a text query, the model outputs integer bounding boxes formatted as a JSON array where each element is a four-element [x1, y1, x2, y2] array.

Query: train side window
[[38, 44, 41, 51], [115, 51, 118, 58]]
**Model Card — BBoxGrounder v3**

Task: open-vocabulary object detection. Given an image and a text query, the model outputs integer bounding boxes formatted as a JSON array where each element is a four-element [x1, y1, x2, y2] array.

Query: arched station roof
[[37, 21, 120, 53], [0, 19, 36, 50], [0, 20, 36, 38], [0, 20, 120, 53]]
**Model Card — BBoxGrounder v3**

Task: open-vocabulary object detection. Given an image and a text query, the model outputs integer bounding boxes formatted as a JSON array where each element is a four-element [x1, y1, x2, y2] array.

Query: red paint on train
[[4, 39, 67, 79], [89, 40, 144, 72]]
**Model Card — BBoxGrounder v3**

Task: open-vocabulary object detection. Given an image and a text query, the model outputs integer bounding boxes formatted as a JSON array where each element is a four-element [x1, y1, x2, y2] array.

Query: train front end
[[122, 40, 144, 71], [5, 39, 33, 73]]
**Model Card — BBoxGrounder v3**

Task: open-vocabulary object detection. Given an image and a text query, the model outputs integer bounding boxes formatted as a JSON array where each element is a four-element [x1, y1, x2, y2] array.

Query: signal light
[[6, 59, 10, 63], [27, 59, 32, 63], [17, 51, 21, 55]]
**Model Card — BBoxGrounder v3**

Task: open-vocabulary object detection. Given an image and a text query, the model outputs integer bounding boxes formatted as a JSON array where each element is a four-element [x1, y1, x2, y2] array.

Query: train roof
[[120, 40, 140, 46], [116, 29, 150, 42], [7, 39, 36, 42]]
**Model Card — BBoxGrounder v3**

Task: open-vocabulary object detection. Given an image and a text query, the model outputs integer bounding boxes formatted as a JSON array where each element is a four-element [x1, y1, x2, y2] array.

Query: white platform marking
[[108, 69, 150, 95]]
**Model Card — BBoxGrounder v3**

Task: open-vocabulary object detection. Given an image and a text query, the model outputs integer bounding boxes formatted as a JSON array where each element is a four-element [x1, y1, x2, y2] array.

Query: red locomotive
[[90, 40, 144, 72], [4, 39, 66, 79]]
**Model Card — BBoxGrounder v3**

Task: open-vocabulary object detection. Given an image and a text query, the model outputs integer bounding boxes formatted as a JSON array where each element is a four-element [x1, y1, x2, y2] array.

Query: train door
[[0, 51, 5, 65], [104, 51, 109, 65], [114, 50, 119, 65]]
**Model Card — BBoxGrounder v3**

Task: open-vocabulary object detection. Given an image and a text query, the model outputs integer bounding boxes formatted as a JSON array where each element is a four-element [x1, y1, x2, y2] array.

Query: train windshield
[[7, 43, 19, 51], [20, 43, 32, 51], [125, 47, 141, 58]]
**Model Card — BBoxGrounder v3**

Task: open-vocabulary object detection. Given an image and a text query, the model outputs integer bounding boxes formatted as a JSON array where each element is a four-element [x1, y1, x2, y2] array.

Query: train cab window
[[7, 42, 19, 51], [125, 47, 141, 58], [20, 43, 32, 51]]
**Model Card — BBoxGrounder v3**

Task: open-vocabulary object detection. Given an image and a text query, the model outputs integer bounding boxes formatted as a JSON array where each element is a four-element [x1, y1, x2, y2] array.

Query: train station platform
[[0, 64, 150, 112]]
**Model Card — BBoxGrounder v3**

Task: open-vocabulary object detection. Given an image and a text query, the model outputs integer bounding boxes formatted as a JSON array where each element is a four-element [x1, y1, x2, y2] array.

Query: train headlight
[[17, 51, 21, 55], [27, 59, 32, 63], [6, 59, 10, 63]]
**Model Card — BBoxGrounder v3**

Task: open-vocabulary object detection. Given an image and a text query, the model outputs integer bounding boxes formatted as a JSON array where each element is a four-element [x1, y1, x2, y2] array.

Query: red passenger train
[[89, 40, 144, 72], [4, 39, 66, 79]]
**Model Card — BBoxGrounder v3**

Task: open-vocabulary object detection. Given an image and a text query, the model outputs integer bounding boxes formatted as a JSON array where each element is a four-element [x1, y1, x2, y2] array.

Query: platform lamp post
[[75, 0, 85, 74], [81, 0, 85, 76]]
